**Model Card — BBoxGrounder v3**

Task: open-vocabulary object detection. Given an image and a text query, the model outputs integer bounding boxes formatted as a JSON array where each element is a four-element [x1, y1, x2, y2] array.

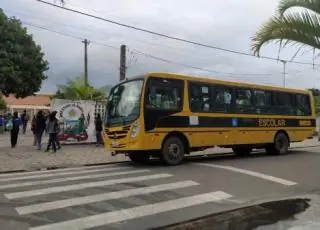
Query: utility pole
[[120, 44, 126, 81], [82, 39, 90, 89], [280, 60, 286, 87]]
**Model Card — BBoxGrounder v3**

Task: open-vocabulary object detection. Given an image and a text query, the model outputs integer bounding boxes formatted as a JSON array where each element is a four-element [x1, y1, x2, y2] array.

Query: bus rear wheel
[[265, 132, 289, 155], [232, 146, 252, 156], [128, 153, 150, 164], [161, 136, 185, 166]]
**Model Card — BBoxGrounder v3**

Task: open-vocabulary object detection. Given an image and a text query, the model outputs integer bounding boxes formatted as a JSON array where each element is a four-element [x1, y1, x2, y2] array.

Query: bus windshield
[[105, 79, 144, 127]]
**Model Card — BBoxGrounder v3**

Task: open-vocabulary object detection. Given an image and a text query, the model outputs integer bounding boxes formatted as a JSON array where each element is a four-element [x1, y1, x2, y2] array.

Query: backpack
[[6, 119, 13, 131]]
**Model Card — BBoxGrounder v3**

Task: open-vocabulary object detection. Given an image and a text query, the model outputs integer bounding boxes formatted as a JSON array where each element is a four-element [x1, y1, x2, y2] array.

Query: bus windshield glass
[[105, 79, 144, 127]]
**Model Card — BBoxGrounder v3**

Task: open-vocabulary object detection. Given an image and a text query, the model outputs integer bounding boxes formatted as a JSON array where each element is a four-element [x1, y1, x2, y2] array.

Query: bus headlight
[[131, 120, 140, 138]]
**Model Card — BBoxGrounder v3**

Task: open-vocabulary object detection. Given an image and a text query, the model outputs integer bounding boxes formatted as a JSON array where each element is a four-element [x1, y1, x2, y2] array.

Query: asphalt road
[[0, 147, 319, 230]]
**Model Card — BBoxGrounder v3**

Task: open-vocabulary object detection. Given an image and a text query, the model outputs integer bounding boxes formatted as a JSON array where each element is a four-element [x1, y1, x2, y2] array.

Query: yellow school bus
[[103, 72, 316, 165]]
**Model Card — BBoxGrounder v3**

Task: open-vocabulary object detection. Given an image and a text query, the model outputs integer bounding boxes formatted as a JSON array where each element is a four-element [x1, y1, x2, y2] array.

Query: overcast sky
[[2, 0, 320, 92]]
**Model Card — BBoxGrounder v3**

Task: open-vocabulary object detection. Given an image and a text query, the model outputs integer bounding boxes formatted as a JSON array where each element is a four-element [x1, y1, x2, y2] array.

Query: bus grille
[[105, 125, 130, 139]]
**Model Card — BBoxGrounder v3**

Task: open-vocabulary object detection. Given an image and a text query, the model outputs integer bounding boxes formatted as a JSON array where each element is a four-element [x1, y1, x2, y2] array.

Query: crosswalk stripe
[[0, 166, 131, 183], [0, 164, 118, 179], [16, 180, 199, 215], [0, 169, 150, 190], [29, 191, 233, 230], [5, 173, 173, 200], [194, 163, 297, 186]]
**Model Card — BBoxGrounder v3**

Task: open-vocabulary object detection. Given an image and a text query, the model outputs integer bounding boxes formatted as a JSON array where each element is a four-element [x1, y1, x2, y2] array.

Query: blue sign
[[232, 118, 238, 127]]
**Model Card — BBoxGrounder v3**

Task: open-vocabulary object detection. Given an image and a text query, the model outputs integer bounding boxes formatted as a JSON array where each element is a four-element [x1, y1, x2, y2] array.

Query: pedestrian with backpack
[[10, 112, 21, 148], [45, 111, 59, 153]]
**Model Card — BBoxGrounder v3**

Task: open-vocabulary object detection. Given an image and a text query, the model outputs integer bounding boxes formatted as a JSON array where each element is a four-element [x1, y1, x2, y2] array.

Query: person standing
[[11, 112, 21, 148], [45, 112, 59, 153], [52, 111, 61, 150], [0, 114, 4, 134], [31, 115, 36, 146], [35, 111, 46, 150], [21, 110, 28, 134], [95, 113, 103, 147]]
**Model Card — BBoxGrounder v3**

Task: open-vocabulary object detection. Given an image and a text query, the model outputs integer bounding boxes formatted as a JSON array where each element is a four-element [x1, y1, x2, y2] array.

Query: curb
[[83, 160, 129, 167], [0, 169, 28, 174], [0, 144, 318, 175], [290, 144, 320, 149], [0, 160, 129, 175]]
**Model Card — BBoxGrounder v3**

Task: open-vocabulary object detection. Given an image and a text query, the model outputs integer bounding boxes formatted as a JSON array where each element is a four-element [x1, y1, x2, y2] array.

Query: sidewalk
[[0, 131, 319, 173], [0, 131, 127, 172]]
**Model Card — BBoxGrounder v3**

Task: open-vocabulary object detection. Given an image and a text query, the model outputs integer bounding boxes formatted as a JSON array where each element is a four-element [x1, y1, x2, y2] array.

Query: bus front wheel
[[266, 132, 289, 155], [161, 136, 185, 166], [128, 153, 150, 164]]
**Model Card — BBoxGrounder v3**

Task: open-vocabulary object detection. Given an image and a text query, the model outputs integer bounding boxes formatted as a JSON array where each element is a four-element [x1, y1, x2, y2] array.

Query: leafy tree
[[0, 9, 49, 98], [99, 85, 112, 97], [0, 94, 6, 110], [53, 77, 107, 102], [308, 88, 320, 114], [251, 0, 320, 56], [308, 88, 320, 96]]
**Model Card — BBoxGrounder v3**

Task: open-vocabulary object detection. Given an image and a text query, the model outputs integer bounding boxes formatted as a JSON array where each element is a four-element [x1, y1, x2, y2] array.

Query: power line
[[13, 10, 194, 55], [130, 49, 277, 77], [23, 21, 83, 40], [21, 21, 282, 77], [37, 0, 320, 67], [91, 40, 280, 77], [13, 9, 318, 69]]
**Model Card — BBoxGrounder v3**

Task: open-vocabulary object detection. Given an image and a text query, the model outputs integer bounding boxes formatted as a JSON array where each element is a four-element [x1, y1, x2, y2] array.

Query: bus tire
[[161, 136, 185, 166], [128, 153, 150, 164], [266, 132, 289, 155], [232, 147, 252, 156]]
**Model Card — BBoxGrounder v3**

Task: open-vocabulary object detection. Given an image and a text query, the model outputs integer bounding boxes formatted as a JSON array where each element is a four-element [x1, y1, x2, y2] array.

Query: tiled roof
[[3, 94, 53, 106]]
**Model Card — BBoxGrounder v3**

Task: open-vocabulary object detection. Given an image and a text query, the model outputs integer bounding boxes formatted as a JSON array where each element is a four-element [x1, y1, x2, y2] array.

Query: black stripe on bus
[[156, 116, 316, 128]]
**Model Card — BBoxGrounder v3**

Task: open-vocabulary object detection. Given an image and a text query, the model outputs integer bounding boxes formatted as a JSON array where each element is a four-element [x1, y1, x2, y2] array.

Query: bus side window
[[274, 92, 292, 115], [213, 86, 232, 113], [235, 89, 254, 114], [146, 81, 182, 111], [296, 94, 311, 116], [189, 83, 212, 112], [253, 90, 273, 114]]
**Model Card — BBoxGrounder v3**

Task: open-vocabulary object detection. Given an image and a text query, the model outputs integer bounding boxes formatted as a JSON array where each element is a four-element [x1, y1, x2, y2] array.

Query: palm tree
[[251, 0, 320, 56], [53, 77, 107, 102]]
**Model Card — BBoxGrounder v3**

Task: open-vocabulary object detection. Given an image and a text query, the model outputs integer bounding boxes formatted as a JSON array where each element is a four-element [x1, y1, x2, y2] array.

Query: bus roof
[[145, 72, 310, 95]]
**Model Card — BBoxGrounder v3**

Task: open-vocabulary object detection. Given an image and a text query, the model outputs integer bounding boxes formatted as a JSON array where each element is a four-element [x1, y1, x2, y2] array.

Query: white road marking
[[16, 180, 199, 215], [195, 163, 297, 186], [29, 191, 233, 230], [0, 166, 130, 182], [0, 164, 120, 179], [5, 174, 173, 199], [0, 169, 150, 189]]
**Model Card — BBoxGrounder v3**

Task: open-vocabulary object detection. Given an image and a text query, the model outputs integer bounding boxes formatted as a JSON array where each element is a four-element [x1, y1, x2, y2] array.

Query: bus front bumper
[[104, 138, 143, 155]]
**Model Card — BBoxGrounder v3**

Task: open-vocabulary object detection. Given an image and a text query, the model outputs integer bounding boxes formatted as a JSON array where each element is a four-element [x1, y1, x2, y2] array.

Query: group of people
[[0, 110, 29, 135], [1, 110, 30, 147], [5, 109, 104, 150], [31, 110, 61, 152], [7, 110, 61, 152]]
